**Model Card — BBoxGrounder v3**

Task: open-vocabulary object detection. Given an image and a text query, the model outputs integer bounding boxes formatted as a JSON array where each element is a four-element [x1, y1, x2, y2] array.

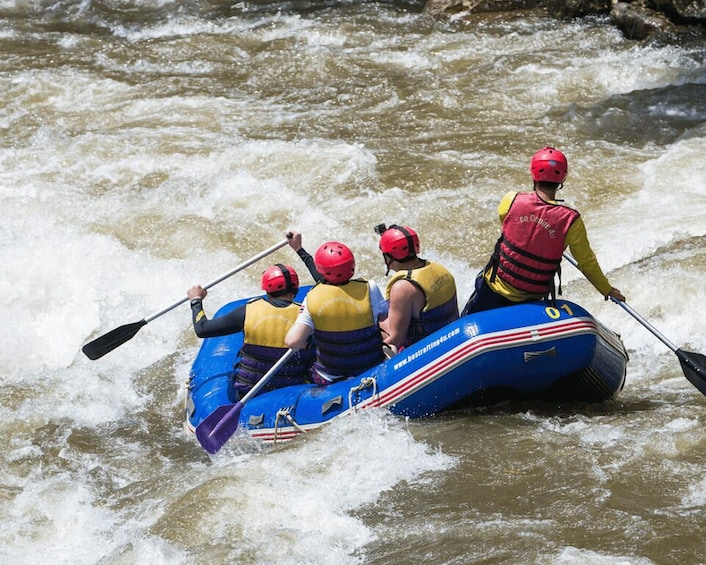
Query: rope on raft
[[273, 407, 307, 444], [348, 377, 378, 413]]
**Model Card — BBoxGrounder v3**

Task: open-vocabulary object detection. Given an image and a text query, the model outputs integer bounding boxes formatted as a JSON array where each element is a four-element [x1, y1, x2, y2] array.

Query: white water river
[[1, 1, 705, 563]]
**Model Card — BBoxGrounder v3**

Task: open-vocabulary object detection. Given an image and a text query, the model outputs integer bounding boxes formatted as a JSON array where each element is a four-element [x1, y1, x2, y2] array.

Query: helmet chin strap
[[383, 253, 424, 276], [383, 253, 394, 276], [554, 183, 565, 201], [534, 182, 565, 202]]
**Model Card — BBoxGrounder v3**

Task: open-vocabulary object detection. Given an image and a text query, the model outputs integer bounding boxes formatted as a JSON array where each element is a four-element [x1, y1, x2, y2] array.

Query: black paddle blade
[[81, 320, 147, 360], [677, 349, 706, 397], [195, 402, 244, 454]]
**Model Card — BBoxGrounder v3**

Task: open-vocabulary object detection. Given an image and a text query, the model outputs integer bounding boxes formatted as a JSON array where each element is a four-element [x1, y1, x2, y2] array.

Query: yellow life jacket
[[236, 298, 313, 391], [306, 279, 376, 332], [385, 261, 459, 347], [306, 280, 384, 379], [242, 297, 299, 347]]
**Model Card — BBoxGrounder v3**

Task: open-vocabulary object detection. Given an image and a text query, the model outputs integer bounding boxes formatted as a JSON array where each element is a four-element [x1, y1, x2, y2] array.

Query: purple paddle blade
[[195, 401, 244, 454], [193, 349, 295, 454]]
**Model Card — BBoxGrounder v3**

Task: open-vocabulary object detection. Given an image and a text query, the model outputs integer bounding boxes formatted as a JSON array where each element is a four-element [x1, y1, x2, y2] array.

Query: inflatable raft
[[185, 286, 628, 447]]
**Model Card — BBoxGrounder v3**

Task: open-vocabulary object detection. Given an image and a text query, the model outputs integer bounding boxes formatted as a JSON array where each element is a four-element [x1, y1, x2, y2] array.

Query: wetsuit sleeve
[[297, 247, 325, 283], [497, 191, 517, 223], [190, 301, 247, 338], [564, 217, 613, 296]]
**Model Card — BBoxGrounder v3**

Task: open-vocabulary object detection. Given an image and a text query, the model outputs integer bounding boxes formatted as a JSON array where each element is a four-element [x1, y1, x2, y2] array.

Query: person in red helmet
[[462, 146, 626, 315], [285, 240, 389, 385], [187, 263, 316, 396], [375, 223, 459, 354]]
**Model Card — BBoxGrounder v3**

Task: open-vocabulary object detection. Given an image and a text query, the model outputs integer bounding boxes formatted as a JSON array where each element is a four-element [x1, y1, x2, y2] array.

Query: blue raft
[[185, 286, 628, 446]]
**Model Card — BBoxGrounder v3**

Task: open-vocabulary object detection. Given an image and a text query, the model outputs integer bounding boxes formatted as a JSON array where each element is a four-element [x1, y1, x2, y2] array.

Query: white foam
[[1, 7, 705, 564], [200, 411, 455, 564]]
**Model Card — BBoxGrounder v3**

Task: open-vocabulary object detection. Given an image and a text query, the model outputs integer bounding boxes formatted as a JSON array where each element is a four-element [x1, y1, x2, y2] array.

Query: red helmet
[[530, 146, 568, 183], [261, 264, 299, 296], [379, 225, 420, 261], [314, 242, 355, 284]]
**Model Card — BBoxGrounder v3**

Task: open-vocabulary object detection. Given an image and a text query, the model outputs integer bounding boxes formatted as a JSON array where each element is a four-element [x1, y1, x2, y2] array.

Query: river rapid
[[1, 1, 705, 563]]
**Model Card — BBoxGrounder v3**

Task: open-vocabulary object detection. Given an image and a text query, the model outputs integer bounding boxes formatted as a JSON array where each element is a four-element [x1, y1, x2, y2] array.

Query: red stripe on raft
[[364, 319, 598, 409], [242, 317, 602, 443]]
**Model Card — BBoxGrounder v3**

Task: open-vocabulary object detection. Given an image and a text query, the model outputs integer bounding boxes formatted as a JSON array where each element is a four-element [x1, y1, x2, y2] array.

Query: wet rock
[[545, 0, 611, 18], [422, 0, 706, 43], [424, 0, 544, 16], [651, 0, 706, 23], [610, 1, 677, 40]]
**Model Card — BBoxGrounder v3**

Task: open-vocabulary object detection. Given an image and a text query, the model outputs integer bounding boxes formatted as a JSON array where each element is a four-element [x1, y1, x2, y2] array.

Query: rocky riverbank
[[423, 0, 706, 42]]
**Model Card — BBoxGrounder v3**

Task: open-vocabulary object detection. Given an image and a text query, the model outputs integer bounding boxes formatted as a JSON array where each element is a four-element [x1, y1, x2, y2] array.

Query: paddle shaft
[[237, 348, 295, 407], [82, 235, 291, 359], [563, 252, 706, 396], [144, 237, 291, 323], [613, 300, 680, 353], [563, 252, 677, 347]]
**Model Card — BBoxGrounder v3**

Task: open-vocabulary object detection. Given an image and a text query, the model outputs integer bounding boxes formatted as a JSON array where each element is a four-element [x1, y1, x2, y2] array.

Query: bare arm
[[384, 280, 425, 349], [285, 322, 314, 351]]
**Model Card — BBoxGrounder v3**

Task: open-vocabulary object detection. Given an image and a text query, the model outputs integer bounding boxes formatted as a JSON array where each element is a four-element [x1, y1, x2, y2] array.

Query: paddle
[[195, 348, 295, 454], [82, 236, 292, 360], [563, 252, 706, 396]]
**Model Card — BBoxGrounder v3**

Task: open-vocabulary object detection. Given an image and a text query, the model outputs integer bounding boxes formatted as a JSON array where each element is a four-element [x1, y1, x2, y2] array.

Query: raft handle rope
[[183, 378, 196, 420], [348, 377, 378, 413], [273, 406, 307, 444]]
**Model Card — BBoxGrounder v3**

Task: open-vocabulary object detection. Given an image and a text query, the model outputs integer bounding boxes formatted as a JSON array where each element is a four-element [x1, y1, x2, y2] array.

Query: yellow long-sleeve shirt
[[485, 191, 613, 302]]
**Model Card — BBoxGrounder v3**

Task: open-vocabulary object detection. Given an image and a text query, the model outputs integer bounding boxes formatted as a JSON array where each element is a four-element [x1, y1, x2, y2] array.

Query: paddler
[[462, 146, 626, 315]]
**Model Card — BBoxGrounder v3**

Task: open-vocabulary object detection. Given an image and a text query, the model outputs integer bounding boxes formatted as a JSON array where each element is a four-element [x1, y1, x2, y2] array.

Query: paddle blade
[[677, 349, 706, 396], [193, 349, 293, 453], [81, 320, 147, 360], [195, 401, 244, 454]]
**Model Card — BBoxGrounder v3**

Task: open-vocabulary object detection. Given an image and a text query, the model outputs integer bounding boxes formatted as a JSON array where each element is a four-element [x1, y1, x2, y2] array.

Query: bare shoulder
[[388, 278, 425, 312], [389, 278, 419, 297]]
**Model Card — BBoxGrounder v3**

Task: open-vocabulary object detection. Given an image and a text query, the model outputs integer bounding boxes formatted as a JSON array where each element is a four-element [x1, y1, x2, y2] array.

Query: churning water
[[1, 1, 705, 563]]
